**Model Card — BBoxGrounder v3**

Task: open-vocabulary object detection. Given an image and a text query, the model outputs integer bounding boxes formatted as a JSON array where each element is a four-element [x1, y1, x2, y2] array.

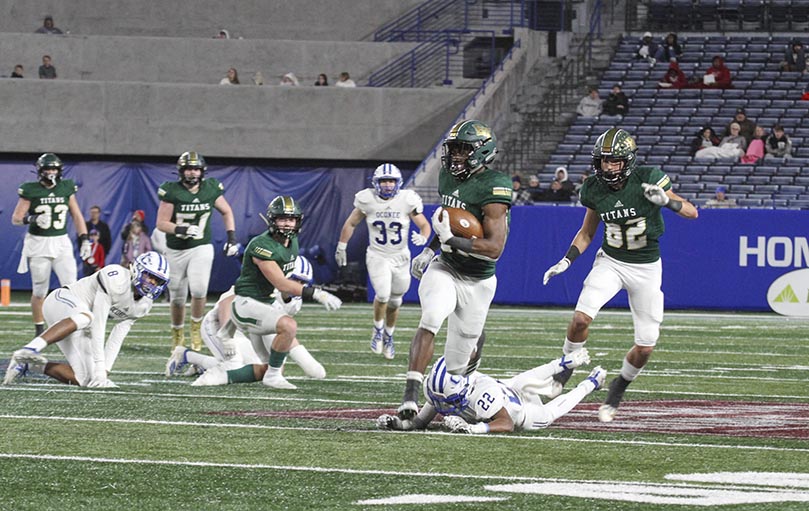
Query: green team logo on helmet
[[441, 119, 498, 182], [592, 128, 637, 188], [266, 195, 303, 239], [177, 151, 207, 186], [35, 152, 63, 186]]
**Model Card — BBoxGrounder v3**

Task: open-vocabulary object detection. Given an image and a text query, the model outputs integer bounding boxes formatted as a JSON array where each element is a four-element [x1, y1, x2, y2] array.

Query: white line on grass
[[1, 414, 808, 453]]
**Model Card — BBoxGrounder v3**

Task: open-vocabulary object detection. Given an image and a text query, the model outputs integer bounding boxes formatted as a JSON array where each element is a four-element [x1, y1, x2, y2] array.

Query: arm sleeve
[[90, 290, 112, 379], [105, 319, 134, 372]]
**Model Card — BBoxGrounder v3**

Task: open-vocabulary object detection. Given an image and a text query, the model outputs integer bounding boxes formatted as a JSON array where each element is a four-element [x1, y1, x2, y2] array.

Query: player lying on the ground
[[378, 349, 604, 433], [3, 252, 169, 387], [165, 255, 325, 386]]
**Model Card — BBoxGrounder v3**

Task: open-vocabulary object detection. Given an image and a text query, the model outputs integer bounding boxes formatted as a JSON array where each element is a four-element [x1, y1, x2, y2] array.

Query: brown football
[[440, 207, 484, 239]]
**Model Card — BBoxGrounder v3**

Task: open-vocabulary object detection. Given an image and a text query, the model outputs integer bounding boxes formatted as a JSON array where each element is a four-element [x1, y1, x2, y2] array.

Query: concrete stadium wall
[[0, 33, 416, 85], [0, 80, 474, 160], [0, 0, 423, 40]]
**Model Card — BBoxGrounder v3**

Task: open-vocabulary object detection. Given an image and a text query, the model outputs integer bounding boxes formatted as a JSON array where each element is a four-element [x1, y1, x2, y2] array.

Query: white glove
[[313, 288, 342, 311], [410, 231, 427, 246], [35, 212, 51, 229], [543, 257, 571, 285], [431, 207, 453, 243], [221, 336, 237, 359], [410, 247, 435, 280], [223, 231, 241, 257], [335, 242, 347, 267], [186, 225, 202, 238], [377, 414, 414, 431], [87, 378, 118, 388], [641, 182, 670, 207], [443, 415, 472, 434], [80, 238, 92, 261]]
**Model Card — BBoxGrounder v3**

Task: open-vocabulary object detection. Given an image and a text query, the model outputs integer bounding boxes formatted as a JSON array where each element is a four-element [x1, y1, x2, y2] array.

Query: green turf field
[[1, 300, 808, 510]]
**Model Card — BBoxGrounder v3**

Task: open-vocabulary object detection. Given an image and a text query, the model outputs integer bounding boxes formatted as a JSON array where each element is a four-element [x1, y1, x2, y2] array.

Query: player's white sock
[[25, 337, 47, 352], [185, 350, 219, 370], [384, 326, 395, 336], [288, 345, 325, 379], [563, 338, 585, 355], [620, 358, 643, 381], [373, 319, 384, 330]]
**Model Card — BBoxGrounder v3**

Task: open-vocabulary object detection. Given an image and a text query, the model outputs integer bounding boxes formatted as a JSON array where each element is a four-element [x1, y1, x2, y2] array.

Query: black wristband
[[174, 225, 188, 236], [565, 245, 581, 263], [226, 230, 237, 244], [666, 199, 683, 212], [22, 213, 39, 225], [301, 286, 316, 302], [78, 233, 89, 243], [445, 236, 474, 252], [428, 235, 441, 251]]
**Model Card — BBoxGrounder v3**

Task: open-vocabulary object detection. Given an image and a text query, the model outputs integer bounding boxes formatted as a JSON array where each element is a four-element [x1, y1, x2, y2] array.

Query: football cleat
[[171, 328, 185, 350], [262, 372, 297, 390], [190, 321, 203, 352], [3, 359, 28, 385], [370, 326, 383, 355], [165, 346, 189, 377], [397, 400, 419, 420], [11, 347, 48, 366], [182, 364, 203, 377], [191, 365, 227, 386], [559, 348, 591, 370], [598, 404, 618, 423], [581, 366, 606, 391], [382, 332, 395, 360]]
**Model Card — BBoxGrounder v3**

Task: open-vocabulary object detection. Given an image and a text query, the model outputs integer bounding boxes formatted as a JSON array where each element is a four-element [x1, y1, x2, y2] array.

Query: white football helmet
[[372, 163, 402, 199], [131, 251, 170, 300], [290, 255, 313, 284], [423, 356, 470, 415]]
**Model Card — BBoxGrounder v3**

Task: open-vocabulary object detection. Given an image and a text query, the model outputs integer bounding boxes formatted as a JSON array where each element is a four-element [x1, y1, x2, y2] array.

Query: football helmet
[[592, 128, 637, 189], [131, 251, 170, 300], [266, 195, 303, 239], [290, 255, 313, 284], [441, 120, 497, 182], [423, 356, 470, 415], [372, 163, 402, 199], [176, 151, 207, 186], [35, 153, 63, 186]]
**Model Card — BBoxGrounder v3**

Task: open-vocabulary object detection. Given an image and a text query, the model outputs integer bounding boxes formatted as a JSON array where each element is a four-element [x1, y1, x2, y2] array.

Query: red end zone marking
[[209, 400, 809, 439]]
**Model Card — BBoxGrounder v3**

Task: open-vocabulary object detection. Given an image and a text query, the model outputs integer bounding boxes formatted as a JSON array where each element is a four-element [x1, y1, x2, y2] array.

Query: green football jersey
[[18, 179, 77, 237], [157, 178, 224, 250], [234, 232, 299, 303], [579, 166, 671, 264], [438, 167, 512, 279]]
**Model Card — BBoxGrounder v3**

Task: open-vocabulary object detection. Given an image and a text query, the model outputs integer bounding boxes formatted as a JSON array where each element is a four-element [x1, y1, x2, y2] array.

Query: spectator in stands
[[335, 72, 357, 87], [654, 33, 683, 63], [576, 87, 602, 117], [525, 175, 545, 203], [252, 72, 265, 85], [121, 217, 152, 268], [658, 61, 688, 89], [698, 55, 732, 89], [120, 210, 150, 244], [38, 55, 57, 79], [82, 229, 105, 276], [603, 84, 629, 117], [636, 32, 658, 65], [86, 205, 112, 257], [542, 167, 576, 202], [695, 123, 746, 160], [314, 73, 329, 86], [691, 127, 721, 157], [574, 171, 590, 193], [741, 125, 767, 164], [35, 15, 63, 35], [511, 175, 531, 205], [280, 72, 299, 86], [764, 125, 793, 161], [219, 67, 240, 85], [214, 29, 230, 39], [703, 186, 737, 209], [11, 64, 24, 78], [724, 108, 755, 143], [780, 40, 806, 73]]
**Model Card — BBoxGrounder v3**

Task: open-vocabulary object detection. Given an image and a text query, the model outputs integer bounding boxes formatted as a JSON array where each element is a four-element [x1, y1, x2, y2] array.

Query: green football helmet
[[592, 128, 637, 189], [441, 120, 497, 181], [266, 195, 303, 239], [35, 153, 63, 185], [176, 151, 207, 186]]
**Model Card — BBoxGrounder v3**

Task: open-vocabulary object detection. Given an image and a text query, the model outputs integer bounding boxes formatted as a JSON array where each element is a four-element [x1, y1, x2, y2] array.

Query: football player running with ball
[[543, 128, 698, 422], [156, 151, 240, 352], [335, 163, 431, 360], [214, 196, 342, 389], [396, 120, 512, 421], [12, 153, 91, 336]]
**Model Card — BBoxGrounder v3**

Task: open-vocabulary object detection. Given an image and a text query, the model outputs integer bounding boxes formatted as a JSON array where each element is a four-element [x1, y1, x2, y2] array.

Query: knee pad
[[387, 296, 403, 310], [374, 294, 390, 304], [70, 312, 93, 330], [635, 335, 658, 348], [29, 258, 51, 297]]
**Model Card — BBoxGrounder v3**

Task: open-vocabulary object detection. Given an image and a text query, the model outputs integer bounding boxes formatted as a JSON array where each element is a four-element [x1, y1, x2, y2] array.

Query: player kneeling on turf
[[378, 349, 604, 433]]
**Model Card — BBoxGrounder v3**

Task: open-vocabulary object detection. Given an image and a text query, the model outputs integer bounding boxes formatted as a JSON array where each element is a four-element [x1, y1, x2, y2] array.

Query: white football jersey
[[354, 188, 423, 257], [456, 373, 528, 430], [67, 264, 154, 321]]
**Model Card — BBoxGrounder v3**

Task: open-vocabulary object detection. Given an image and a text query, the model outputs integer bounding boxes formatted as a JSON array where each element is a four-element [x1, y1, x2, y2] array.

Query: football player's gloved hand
[[223, 230, 240, 257], [221, 336, 237, 359], [410, 231, 427, 247], [443, 415, 472, 434], [411, 247, 435, 280], [335, 242, 348, 267], [79, 234, 92, 261], [543, 257, 571, 285], [377, 414, 414, 431], [641, 182, 670, 207], [431, 207, 453, 243], [313, 288, 342, 311], [34, 212, 52, 229], [87, 378, 118, 388]]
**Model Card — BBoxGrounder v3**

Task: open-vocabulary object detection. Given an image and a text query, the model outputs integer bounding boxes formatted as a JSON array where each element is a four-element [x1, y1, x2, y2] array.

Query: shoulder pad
[[354, 189, 375, 208], [99, 265, 131, 295]]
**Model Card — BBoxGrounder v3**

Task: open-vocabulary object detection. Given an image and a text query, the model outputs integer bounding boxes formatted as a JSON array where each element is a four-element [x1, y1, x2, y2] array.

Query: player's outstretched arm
[[667, 190, 698, 219], [335, 208, 364, 266], [543, 208, 600, 285]]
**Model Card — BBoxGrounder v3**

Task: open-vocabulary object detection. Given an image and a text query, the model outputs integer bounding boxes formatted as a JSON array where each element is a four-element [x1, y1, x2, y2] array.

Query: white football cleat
[[12, 347, 48, 366], [397, 400, 418, 420], [262, 372, 297, 390], [165, 346, 189, 377], [3, 358, 27, 385], [581, 366, 606, 392], [370, 326, 383, 354], [598, 404, 618, 423], [382, 332, 395, 360], [191, 365, 227, 386], [559, 348, 590, 370]]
